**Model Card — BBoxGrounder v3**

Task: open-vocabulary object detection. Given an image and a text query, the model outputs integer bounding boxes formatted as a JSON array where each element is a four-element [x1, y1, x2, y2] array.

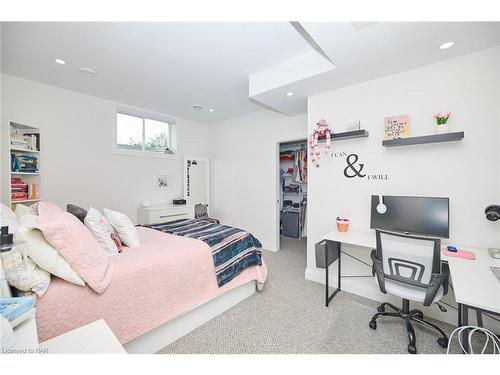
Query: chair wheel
[[407, 345, 417, 354], [377, 305, 385, 313], [437, 337, 448, 348], [369, 320, 377, 330]]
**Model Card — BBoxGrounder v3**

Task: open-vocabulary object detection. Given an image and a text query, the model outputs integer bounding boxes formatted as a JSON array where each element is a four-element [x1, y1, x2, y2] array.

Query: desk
[[321, 230, 500, 318], [321, 229, 376, 306], [443, 247, 500, 352]]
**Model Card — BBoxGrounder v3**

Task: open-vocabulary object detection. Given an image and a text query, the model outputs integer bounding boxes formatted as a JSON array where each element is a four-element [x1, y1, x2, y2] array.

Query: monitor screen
[[370, 195, 449, 238]]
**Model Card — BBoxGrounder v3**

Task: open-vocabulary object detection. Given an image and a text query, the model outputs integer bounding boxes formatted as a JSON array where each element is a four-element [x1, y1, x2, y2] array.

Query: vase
[[436, 124, 449, 134]]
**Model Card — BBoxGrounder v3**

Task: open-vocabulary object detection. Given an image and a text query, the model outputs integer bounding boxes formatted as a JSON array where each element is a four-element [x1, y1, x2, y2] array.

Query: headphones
[[485, 205, 500, 221], [376, 195, 387, 214]]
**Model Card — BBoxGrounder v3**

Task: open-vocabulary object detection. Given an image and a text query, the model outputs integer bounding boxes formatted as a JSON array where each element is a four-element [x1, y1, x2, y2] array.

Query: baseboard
[[304, 267, 325, 285]]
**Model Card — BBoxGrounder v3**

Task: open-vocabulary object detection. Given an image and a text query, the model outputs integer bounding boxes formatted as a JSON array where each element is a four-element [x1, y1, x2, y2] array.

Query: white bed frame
[[123, 281, 256, 353]]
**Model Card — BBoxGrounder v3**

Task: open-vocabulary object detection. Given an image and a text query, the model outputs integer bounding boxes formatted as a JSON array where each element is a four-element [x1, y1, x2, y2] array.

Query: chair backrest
[[376, 229, 441, 287]]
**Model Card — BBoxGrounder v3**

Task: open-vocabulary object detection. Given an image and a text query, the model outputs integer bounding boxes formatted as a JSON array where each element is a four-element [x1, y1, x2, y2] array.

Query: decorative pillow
[[84, 207, 121, 255], [2, 246, 50, 296], [103, 208, 140, 247], [15, 214, 85, 286], [14, 204, 32, 218], [37, 202, 114, 294], [67, 204, 88, 223], [0, 203, 20, 234]]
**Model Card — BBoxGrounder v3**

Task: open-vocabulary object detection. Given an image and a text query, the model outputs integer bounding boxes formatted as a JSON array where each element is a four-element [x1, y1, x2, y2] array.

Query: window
[[116, 112, 174, 154]]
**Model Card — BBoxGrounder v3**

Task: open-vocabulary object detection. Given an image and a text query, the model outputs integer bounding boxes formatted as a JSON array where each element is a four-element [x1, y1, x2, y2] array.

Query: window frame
[[113, 107, 178, 159]]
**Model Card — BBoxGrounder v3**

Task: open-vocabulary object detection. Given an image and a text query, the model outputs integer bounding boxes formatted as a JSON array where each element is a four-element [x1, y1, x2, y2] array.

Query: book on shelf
[[10, 131, 40, 152], [28, 183, 39, 200], [10, 153, 39, 173], [10, 177, 39, 200]]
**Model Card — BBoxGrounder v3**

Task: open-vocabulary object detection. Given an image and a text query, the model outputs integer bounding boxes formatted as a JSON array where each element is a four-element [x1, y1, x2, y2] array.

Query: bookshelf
[[9, 122, 41, 210]]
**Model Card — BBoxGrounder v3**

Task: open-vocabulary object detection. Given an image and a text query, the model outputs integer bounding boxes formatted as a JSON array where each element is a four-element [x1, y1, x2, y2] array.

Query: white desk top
[[323, 229, 376, 249], [40, 319, 126, 354], [443, 247, 500, 314], [322, 228, 500, 314]]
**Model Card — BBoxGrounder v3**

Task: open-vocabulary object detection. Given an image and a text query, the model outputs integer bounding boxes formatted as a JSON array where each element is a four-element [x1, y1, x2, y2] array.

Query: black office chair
[[369, 229, 450, 354]]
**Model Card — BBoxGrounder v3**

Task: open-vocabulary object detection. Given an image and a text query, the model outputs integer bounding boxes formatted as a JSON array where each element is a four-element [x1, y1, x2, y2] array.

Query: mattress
[[35, 226, 267, 344]]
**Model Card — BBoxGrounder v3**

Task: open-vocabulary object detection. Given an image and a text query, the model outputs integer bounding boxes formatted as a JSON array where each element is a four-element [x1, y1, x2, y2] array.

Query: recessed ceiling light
[[55, 58, 66, 65], [79, 67, 97, 78], [285, 92, 295, 97], [193, 105, 203, 111], [439, 41, 455, 50], [208, 108, 215, 112]]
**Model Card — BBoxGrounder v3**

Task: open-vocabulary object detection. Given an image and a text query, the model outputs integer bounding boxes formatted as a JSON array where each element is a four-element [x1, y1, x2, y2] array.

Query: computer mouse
[[447, 245, 457, 252]]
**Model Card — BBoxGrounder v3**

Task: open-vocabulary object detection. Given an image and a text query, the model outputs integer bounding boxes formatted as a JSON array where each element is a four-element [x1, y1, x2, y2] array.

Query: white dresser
[[137, 204, 194, 225]]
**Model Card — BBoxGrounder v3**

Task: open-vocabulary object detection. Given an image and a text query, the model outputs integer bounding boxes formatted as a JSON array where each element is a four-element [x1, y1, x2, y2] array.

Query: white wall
[[1, 74, 210, 221], [210, 110, 307, 250], [306, 47, 500, 327], [0, 25, 3, 200]]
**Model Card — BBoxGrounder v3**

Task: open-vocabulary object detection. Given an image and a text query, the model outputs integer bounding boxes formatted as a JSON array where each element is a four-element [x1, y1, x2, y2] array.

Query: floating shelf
[[318, 129, 369, 142], [382, 131, 464, 147]]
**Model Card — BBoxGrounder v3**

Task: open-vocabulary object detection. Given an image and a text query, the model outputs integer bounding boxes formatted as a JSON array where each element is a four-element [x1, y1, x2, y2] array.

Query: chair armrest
[[440, 262, 450, 295], [423, 272, 449, 306], [371, 249, 386, 294]]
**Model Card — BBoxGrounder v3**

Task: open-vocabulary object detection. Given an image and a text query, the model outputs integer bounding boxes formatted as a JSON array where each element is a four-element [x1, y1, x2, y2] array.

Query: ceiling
[[2, 22, 500, 124]]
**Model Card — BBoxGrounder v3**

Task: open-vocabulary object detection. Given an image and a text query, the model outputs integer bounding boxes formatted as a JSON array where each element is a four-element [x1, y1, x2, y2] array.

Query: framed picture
[[384, 114, 411, 140], [154, 174, 172, 190]]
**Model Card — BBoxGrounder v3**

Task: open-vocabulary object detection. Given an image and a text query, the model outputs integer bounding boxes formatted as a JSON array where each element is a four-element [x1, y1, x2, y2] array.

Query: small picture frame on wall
[[154, 174, 172, 190], [384, 114, 411, 140]]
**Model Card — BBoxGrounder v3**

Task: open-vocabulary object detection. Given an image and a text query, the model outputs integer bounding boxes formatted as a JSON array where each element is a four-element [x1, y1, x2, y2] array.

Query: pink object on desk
[[441, 247, 476, 260]]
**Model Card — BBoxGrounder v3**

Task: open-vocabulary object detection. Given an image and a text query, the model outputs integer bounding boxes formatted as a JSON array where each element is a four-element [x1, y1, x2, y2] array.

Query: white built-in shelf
[[8, 122, 41, 208], [10, 147, 40, 154], [11, 199, 40, 204]]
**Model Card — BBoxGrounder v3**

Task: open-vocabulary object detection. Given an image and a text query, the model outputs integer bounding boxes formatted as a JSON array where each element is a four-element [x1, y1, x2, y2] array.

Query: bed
[[35, 226, 267, 352]]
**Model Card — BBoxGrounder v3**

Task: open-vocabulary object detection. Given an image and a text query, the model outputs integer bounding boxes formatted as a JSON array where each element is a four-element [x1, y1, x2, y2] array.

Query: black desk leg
[[476, 310, 484, 328], [461, 305, 469, 353], [325, 245, 329, 306], [457, 303, 462, 327], [325, 241, 341, 307]]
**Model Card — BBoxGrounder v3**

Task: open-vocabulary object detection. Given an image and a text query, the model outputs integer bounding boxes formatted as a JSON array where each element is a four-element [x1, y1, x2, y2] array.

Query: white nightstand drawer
[[137, 204, 194, 225], [149, 209, 190, 223]]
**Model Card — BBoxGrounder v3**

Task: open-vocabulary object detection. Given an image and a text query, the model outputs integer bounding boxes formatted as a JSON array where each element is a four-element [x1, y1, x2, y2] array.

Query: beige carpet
[[159, 236, 465, 354]]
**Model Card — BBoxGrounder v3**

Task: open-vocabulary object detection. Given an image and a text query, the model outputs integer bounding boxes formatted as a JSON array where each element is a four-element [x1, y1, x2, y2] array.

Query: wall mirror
[[183, 156, 210, 216]]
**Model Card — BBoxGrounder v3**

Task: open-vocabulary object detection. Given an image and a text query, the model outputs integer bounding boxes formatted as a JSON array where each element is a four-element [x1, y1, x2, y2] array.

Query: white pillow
[[15, 215, 85, 286], [14, 203, 32, 218], [2, 245, 50, 297], [103, 208, 140, 247], [0, 203, 20, 234], [84, 207, 119, 255]]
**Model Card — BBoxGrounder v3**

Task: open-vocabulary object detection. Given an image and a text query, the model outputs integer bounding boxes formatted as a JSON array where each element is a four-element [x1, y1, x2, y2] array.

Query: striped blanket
[[143, 219, 263, 287]]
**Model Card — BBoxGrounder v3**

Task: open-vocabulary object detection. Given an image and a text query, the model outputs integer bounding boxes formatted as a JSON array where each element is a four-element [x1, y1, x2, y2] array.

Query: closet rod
[[280, 139, 307, 148]]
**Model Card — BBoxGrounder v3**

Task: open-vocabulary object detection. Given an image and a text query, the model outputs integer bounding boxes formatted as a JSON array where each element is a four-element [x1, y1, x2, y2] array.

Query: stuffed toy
[[309, 119, 334, 167]]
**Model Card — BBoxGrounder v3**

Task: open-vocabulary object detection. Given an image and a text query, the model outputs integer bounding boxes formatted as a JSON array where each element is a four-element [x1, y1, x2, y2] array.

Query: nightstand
[[137, 204, 194, 225], [39, 319, 125, 354], [2, 309, 39, 354]]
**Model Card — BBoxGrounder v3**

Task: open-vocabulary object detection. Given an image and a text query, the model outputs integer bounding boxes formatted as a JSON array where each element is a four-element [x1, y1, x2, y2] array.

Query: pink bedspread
[[35, 227, 267, 344]]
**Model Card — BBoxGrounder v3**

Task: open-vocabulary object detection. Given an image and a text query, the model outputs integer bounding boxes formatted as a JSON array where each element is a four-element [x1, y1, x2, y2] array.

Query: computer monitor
[[370, 195, 449, 238]]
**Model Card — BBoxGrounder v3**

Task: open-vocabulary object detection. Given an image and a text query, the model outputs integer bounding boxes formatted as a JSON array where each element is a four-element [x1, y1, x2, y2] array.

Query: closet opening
[[277, 139, 307, 253]]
